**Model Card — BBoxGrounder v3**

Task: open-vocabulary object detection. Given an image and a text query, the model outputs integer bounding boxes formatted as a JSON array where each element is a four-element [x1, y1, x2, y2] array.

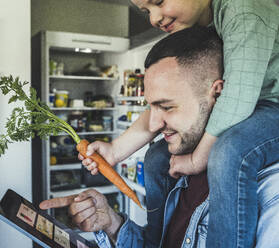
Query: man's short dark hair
[[145, 25, 222, 69], [144, 26, 223, 94]]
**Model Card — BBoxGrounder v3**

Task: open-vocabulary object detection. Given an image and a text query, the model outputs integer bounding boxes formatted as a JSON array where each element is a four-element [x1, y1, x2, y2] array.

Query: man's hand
[[39, 189, 123, 242], [78, 141, 118, 175]]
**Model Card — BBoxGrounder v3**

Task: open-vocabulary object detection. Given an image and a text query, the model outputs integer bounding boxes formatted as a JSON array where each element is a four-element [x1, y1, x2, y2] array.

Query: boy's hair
[[144, 25, 223, 95]]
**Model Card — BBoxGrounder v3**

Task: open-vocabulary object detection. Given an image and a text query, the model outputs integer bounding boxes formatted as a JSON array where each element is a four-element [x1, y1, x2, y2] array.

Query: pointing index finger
[[39, 194, 78, 210]]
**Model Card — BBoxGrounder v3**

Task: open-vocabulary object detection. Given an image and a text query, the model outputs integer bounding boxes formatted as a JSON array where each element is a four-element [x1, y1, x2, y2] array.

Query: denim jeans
[[206, 100, 279, 248], [144, 139, 177, 247]]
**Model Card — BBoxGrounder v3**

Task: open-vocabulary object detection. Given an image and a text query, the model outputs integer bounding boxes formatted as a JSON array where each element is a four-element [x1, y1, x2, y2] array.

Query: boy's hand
[[169, 153, 207, 178], [168, 132, 217, 178], [78, 141, 117, 175]]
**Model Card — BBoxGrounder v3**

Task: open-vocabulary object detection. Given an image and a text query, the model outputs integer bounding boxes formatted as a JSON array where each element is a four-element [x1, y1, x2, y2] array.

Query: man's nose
[[149, 108, 164, 133], [149, 8, 163, 28]]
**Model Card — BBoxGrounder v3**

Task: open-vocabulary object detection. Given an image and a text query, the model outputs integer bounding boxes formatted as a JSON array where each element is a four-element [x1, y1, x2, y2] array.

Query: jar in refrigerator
[[68, 111, 84, 132], [49, 60, 57, 75], [136, 161, 144, 186], [102, 116, 112, 131], [121, 163, 128, 177], [55, 90, 69, 107], [84, 91, 93, 107], [49, 93, 55, 107], [127, 111, 132, 122], [136, 74, 144, 96], [57, 62, 64, 75]]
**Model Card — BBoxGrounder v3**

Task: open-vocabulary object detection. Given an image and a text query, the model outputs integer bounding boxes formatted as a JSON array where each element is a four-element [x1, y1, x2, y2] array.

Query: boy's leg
[[144, 138, 177, 246], [206, 100, 279, 248]]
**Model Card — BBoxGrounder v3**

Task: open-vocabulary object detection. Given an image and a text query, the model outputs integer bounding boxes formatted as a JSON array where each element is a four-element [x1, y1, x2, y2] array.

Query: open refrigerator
[[31, 31, 163, 242]]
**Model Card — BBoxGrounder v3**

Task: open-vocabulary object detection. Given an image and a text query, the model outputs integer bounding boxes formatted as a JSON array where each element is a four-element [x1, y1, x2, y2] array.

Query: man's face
[[144, 57, 212, 155], [131, 0, 212, 33]]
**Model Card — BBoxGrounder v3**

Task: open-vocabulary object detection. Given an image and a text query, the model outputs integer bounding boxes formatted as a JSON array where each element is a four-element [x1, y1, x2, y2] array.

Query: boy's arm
[[111, 109, 157, 162], [192, 132, 217, 169], [82, 109, 158, 169]]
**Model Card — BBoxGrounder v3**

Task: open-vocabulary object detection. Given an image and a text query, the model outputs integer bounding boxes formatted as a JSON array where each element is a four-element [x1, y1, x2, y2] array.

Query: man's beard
[[171, 99, 211, 155]]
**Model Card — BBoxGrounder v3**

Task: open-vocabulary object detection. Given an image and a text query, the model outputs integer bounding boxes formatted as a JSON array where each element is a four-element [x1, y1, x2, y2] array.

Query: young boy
[[129, 0, 279, 247]]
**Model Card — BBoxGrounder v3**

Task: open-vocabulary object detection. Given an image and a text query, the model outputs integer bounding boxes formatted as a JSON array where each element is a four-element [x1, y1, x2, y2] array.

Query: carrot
[[76, 139, 144, 209]]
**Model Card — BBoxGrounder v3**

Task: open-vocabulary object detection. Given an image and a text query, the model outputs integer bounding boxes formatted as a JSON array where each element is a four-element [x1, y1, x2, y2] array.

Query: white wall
[[0, 0, 32, 247]]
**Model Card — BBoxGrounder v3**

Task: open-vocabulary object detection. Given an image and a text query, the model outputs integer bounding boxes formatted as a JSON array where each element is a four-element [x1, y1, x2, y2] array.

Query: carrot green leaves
[[0, 75, 80, 157]]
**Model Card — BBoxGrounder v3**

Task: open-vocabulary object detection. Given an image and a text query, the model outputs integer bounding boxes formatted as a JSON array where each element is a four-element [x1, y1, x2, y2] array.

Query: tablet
[[0, 189, 97, 248]]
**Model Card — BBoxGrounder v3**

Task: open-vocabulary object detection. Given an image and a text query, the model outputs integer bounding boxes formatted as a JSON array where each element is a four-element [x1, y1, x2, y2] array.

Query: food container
[[128, 165, 137, 182], [102, 116, 112, 131], [49, 60, 57, 75], [55, 90, 69, 107], [136, 161, 144, 186], [121, 163, 128, 177], [57, 62, 64, 75], [69, 99, 84, 108], [68, 111, 84, 132], [88, 122, 103, 132], [49, 93, 55, 107]]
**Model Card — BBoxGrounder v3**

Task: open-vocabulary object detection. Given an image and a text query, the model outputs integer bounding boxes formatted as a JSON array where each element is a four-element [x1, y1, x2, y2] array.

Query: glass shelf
[[50, 107, 116, 111], [50, 131, 117, 136], [117, 105, 146, 111], [117, 96, 145, 101], [50, 185, 119, 198], [49, 75, 118, 81], [49, 163, 81, 171]]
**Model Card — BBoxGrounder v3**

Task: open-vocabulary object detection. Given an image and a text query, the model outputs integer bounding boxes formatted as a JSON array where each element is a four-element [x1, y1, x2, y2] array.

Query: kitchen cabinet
[[31, 31, 129, 238]]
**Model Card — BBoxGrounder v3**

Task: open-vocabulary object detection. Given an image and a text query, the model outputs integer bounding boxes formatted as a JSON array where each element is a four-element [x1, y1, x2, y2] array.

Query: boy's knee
[[210, 126, 244, 161]]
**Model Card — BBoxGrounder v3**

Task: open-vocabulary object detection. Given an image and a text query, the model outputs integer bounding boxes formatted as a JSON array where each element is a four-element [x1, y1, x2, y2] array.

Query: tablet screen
[[0, 189, 97, 248]]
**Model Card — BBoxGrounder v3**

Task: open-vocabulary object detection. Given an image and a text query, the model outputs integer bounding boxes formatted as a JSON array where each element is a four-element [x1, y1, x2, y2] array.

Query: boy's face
[[144, 57, 212, 155], [131, 0, 212, 33]]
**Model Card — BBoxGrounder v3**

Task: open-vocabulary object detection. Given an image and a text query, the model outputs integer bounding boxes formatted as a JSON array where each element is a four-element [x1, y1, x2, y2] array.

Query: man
[[40, 26, 279, 247]]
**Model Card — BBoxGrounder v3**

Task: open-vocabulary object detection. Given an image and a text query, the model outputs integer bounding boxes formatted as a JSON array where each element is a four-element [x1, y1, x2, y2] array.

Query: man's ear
[[209, 79, 224, 99]]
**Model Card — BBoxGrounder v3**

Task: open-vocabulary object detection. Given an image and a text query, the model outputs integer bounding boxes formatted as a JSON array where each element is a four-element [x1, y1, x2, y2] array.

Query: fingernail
[[86, 152, 91, 156], [74, 197, 80, 201], [40, 203, 48, 209]]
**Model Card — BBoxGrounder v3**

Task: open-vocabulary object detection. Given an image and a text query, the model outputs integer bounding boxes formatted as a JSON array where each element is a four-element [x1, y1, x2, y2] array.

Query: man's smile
[[163, 131, 178, 142]]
